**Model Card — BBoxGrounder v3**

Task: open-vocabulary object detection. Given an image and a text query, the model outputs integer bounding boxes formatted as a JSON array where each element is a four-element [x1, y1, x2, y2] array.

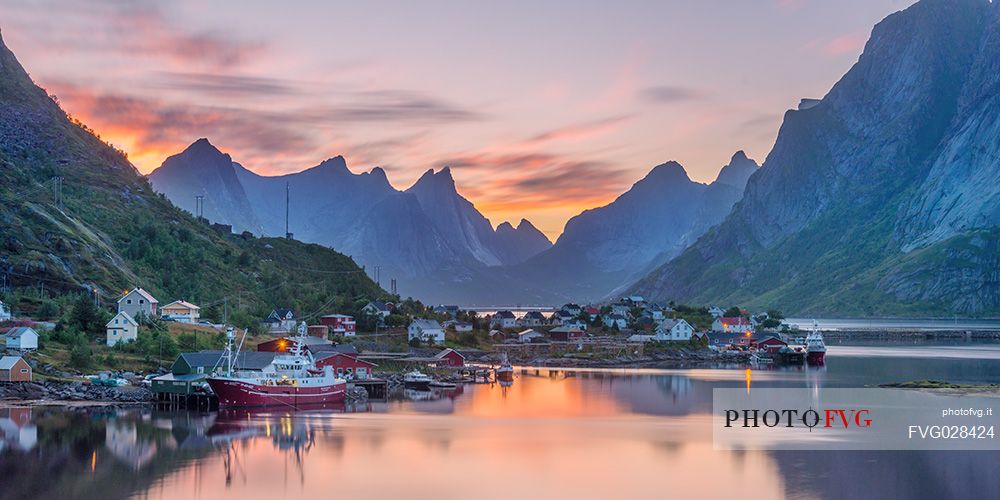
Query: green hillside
[[0, 30, 387, 323]]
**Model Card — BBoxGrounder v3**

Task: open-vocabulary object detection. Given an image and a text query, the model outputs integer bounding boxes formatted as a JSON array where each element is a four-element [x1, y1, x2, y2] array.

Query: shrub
[[70, 343, 92, 370]]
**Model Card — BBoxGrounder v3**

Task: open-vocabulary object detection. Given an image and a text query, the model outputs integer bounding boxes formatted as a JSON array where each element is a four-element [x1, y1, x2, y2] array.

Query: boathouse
[[433, 348, 465, 367], [549, 326, 585, 341], [756, 336, 787, 354], [0, 356, 31, 382], [314, 352, 377, 379]]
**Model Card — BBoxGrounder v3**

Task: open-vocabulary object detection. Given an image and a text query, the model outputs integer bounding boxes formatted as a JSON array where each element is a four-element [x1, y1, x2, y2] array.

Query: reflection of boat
[[403, 370, 433, 390], [403, 388, 435, 401], [805, 322, 827, 366], [207, 325, 347, 407], [496, 352, 514, 382], [776, 345, 806, 365], [428, 381, 457, 389]]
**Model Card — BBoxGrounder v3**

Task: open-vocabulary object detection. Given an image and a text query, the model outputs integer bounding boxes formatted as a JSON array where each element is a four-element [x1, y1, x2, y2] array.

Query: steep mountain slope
[[631, 0, 1000, 316], [493, 219, 552, 265], [148, 138, 261, 234], [149, 142, 555, 302], [515, 152, 758, 301], [0, 30, 385, 320]]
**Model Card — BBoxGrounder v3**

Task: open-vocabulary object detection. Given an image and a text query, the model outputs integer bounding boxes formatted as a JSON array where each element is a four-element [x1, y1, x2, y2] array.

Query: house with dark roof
[[519, 311, 547, 327], [490, 310, 517, 329], [362, 301, 394, 318], [261, 308, 297, 333]]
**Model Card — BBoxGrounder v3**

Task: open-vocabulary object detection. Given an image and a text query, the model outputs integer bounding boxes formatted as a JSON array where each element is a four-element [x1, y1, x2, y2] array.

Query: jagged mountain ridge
[[513, 152, 759, 301], [630, 0, 1000, 316], [148, 141, 555, 302]]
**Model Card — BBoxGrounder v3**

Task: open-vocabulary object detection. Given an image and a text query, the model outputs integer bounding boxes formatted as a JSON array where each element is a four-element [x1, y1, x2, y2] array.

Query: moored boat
[[495, 352, 514, 382], [207, 325, 347, 407], [805, 321, 827, 366], [403, 370, 433, 390]]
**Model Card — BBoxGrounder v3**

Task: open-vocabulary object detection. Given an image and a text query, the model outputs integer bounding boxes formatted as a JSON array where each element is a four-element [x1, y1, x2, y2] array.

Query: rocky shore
[[0, 381, 154, 405]]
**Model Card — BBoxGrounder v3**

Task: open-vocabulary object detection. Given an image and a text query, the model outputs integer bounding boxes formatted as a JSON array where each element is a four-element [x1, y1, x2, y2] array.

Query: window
[[139, 300, 145, 304], [127, 299, 132, 304], [20, 369, 28, 373]]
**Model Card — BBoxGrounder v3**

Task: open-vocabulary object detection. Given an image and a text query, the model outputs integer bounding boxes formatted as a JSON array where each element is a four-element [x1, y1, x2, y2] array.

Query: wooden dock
[[155, 391, 219, 411], [350, 378, 389, 399]]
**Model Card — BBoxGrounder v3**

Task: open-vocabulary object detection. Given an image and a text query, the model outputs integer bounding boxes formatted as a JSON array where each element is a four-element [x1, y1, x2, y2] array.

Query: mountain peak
[[409, 167, 456, 192], [713, 150, 759, 189], [315, 155, 348, 172], [496, 221, 516, 233], [183, 138, 224, 156]]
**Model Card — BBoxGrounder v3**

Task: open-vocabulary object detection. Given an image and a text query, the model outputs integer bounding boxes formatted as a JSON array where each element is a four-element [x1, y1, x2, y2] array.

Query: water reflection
[[0, 344, 996, 499]]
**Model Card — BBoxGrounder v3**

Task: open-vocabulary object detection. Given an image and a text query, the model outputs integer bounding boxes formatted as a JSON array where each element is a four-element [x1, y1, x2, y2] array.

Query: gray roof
[[658, 319, 685, 329], [178, 351, 276, 371], [4, 327, 36, 339], [523, 311, 545, 319], [410, 319, 442, 330], [0, 356, 25, 369], [495, 310, 516, 319], [309, 343, 359, 355]]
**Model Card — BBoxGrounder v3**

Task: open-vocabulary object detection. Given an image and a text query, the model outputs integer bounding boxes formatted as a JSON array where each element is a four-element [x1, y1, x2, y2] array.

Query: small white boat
[[403, 370, 433, 390]]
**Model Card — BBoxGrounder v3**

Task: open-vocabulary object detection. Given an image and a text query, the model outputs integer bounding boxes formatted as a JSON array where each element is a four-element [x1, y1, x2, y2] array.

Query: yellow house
[[160, 300, 201, 323]]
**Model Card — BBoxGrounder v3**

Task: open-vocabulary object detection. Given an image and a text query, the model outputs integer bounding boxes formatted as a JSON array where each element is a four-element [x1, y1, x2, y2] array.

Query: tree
[[70, 293, 100, 334], [724, 306, 742, 318], [70, 343, 93, 370], [36, 301, 60, 320], [766, 309, 785, 321]]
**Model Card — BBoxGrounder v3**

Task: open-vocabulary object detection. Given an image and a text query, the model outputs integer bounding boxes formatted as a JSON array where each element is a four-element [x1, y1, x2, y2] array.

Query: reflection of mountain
[[772, 450, 1000, 499]]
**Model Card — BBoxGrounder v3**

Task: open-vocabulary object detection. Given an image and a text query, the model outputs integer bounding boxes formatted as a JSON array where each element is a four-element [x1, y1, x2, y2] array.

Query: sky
[[1, 0, 915, 239]]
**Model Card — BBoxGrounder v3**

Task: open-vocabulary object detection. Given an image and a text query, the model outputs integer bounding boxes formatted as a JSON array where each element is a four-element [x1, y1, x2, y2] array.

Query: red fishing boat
[[207, 325, 347, 407], [805, 321, 827, 366]]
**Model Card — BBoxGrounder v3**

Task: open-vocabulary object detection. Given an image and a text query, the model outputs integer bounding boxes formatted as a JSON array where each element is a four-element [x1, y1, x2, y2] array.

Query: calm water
[[3, 344, 1000, 500]]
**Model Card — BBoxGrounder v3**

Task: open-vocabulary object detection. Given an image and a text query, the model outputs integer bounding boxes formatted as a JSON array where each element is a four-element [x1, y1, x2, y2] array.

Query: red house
[[549, 326, 585, 341], [307, 325, 329, 338], [756, 336, 787, 354], [433, 348, 465, 367], [314, 352, 377, 379], [320, 314, 357, 337]]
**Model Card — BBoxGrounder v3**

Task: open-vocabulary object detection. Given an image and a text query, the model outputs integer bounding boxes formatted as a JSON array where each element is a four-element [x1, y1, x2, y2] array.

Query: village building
[[603, 313, 628, 330], [516, 329, 545, 343], [623, 296, 646, 307], [443, 320, 473, 332], [646, 303, 665, 321], [117, 288, 158, 321], [433, 348, 465, 367], [408, 319, 445, 345], [611, 303, 632, 317], [320, 314, 356, 337], [310, 343, 360, 356], [519, 311, 547, 327], [756, 336, 788, 354], [488, 329, 507, 342], [433, 305, 460, 317], [307, 325, 329, 338], [314, 352, 377, 379], [106, 311, 139, 346], [584, 306, 600, 320], [4, 327, 38, 351], [549, 310, 575, 326], [708, 306, 725, 318], [707, 332, 758, 348], [0, 356, 31, 382], [549, 326, 585, 341], [562, 318, 588, 330], [490, 310, 517, 329], [0, 300, 10, 321], [635, 316, 656, 331], [160, 300, 200, 323], [712, 316, 753, 334], [261, 308, 297, 333], [561, 303, 583, 316], [655, 318, 695, 341], [362, 301, 394, 319]]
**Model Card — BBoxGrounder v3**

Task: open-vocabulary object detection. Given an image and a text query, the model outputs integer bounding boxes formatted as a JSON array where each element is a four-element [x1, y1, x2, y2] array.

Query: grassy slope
[[0, 32, 387, 325]]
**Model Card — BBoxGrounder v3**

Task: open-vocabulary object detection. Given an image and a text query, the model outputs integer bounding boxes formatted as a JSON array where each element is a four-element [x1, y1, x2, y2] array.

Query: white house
[[611, 303, 632, 318], [655, 318, 695, 341], [362, 301, 394, 319], [117, 288, 158, 321], [4, 327, 38, 351], [0, 300, 10, 321], [490, 311, 517, 329], [603, 313, 628, 329], [160, 300, 200, 323], [261, 308, 296, 333], [712, 316, 753, 334], [443, 320, 473, 333], [408, 319, 445, 345], [519, 311, 547, 327], [516, 329, 544, 343], [548, 310, 574, 326], [106, 311, 139, 346], [562, 318, 588, 330], [708, 306, 725, 318], [561, 303, 583, 316]]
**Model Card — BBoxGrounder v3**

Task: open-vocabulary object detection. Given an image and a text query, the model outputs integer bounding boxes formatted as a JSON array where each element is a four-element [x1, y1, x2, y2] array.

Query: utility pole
[[284, 182, 293, 239], [195, 195, 205, 219], [375, 265, 381, 288], [224, 297, 229, 325]]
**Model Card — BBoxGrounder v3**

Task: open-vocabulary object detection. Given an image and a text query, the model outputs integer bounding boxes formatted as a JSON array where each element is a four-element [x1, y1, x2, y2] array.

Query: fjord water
[[3, 344, 1000, 500]]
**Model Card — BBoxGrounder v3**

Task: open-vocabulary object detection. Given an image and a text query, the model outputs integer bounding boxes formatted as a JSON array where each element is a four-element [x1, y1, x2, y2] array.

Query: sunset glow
[[2, 0, 911, 238]]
